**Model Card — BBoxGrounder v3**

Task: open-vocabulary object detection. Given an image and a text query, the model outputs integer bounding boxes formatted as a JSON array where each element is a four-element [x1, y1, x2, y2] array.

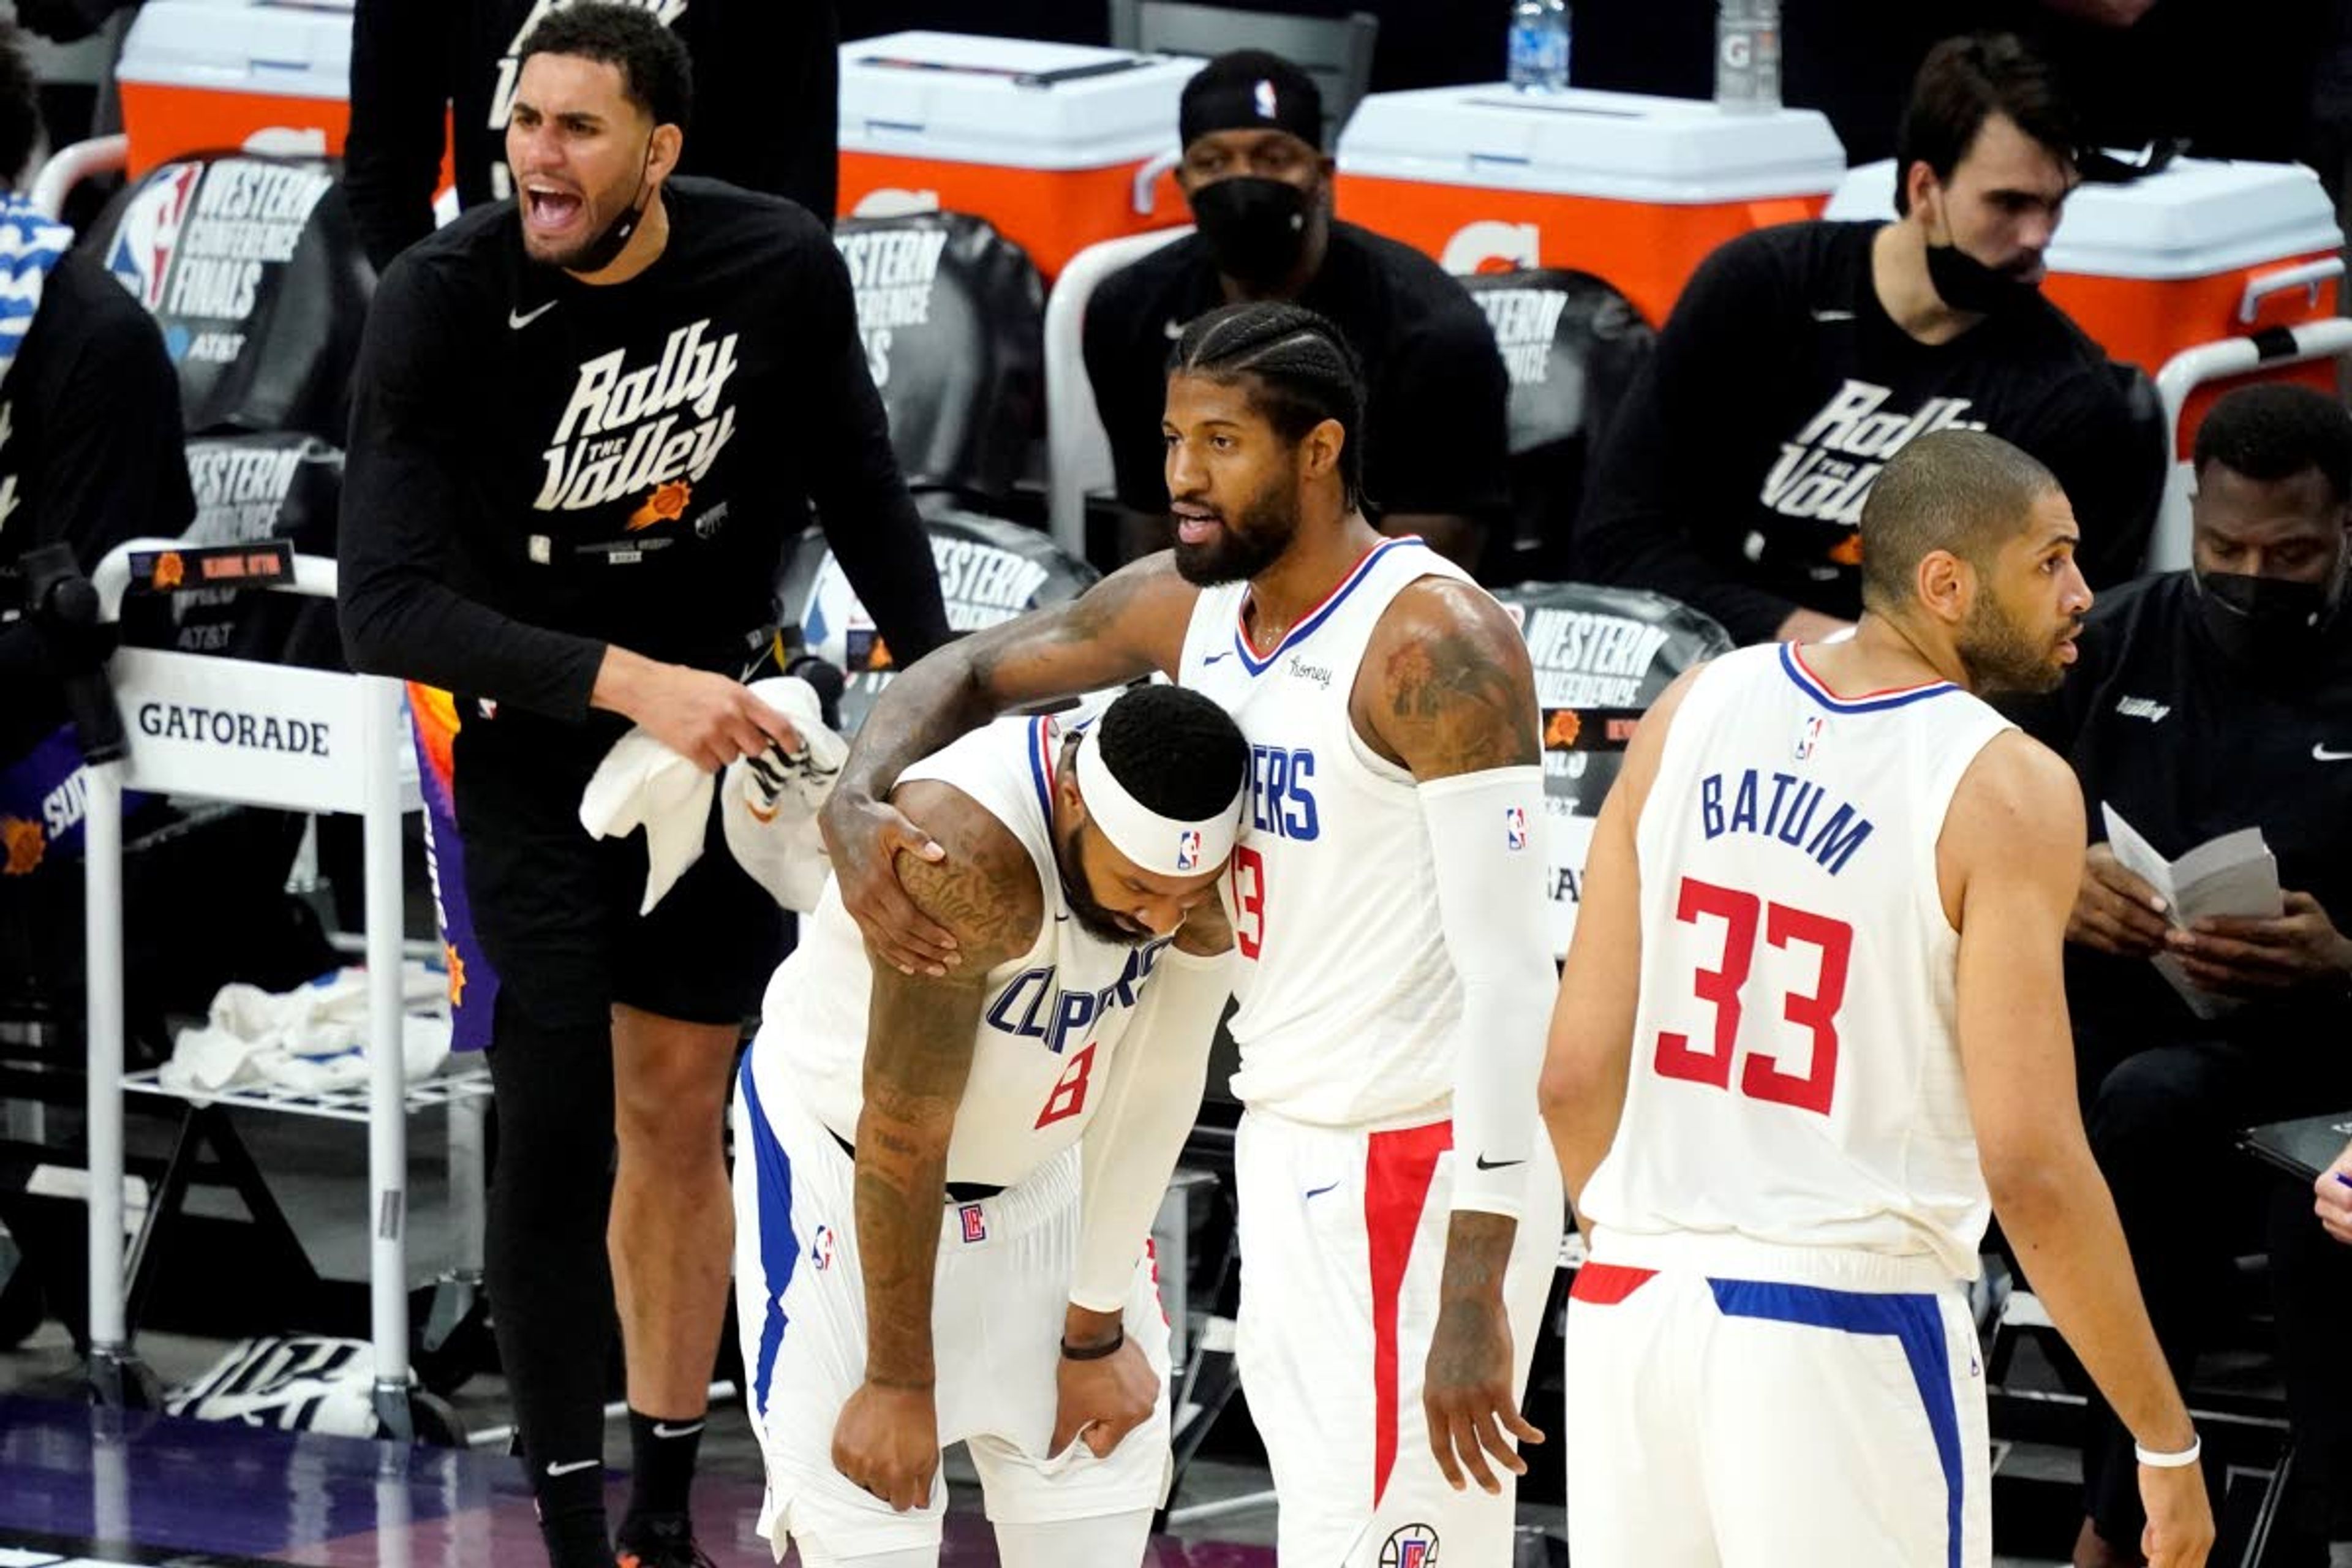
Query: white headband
[[1072, 723, 1245, 878]]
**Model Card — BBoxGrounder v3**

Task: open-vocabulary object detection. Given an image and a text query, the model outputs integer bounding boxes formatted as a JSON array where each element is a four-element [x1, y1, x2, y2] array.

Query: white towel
[[161, 965, 453, 1098], [578, 676, 843, 916]]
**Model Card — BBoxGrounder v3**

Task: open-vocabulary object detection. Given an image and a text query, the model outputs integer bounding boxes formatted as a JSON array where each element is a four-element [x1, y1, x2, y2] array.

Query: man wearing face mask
[[2007, 382, 2352, 1568], [1575, 31, 2160, 646], [337, 9, 949, 1568], [1082, 49, 1509, 573]]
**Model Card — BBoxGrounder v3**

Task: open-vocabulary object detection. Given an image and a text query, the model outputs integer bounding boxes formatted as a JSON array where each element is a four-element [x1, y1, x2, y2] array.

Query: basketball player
[[1540, 431, 2214, 1567], [735, 682, 1246, 1567], [820, 301, 1564, 1566]]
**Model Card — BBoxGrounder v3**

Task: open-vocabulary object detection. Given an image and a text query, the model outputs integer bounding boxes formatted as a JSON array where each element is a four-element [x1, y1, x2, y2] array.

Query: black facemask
[[1924, 240, 2040, 317], [1191, 176, 1313, 291], [2193, 567, 2345, 667]]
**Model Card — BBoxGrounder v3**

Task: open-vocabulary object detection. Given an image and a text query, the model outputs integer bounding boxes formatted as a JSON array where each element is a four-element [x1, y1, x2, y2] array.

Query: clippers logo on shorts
[[1176, 829, 1202, 872], [983, 937, 1175, 1054], [1794, 713, 1825, 761], [1762, 380, 1986, 529], [1504, 805, 1528, 852], [959, 1204, 987, 1244], [105, 161, 202, 311], [1379, 1524, 1439, 1567], [536, 318, 741, 517]]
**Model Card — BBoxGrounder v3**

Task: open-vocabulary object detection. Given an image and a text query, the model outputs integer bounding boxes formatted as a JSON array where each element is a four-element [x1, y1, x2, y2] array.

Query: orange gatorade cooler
[[1826, 157, 2345, 451], [837, 32, 1198, 279], [116, 0, 355, 178], [1333, 85, 1846, 328]]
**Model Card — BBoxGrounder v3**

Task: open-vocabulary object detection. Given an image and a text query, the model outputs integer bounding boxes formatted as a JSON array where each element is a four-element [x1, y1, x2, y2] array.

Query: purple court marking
[[0, 1396, 1276, 1567]]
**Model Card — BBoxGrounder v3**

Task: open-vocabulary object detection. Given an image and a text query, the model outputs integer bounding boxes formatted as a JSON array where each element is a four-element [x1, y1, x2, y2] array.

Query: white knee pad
[[992, 1507, 1154, 1568]]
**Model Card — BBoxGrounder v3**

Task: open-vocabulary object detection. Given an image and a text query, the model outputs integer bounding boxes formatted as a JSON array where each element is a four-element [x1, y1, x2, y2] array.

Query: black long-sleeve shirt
[[0, 255, 194, 759], [1575, 222, 2159, 645], [337, 177, 947, 722], [2009, 571, 2352, 1065], [343, 0, 839, 275]]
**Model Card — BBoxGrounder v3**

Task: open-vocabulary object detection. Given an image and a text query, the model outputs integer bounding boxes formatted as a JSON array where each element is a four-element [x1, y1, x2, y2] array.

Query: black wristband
[[1060, 1327, 1124, 1361]]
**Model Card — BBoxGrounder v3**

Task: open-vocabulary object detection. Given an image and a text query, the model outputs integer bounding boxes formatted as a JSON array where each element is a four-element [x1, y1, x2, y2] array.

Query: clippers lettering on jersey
[[537, 320, 741, 513], [959, 1203, 987, 1243], [1248, 745, 1320, 840], [981, 937, 1175, 1053], [1698, 769, 1875, 875]]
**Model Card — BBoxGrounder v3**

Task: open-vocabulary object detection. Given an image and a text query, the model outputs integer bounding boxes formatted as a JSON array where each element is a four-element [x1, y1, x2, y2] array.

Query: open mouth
[[524, 186, 586, 238], [1172, 504, 1222, 546]]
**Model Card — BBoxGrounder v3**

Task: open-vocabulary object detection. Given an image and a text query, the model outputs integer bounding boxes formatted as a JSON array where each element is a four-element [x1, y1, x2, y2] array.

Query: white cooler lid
[[1824, 156, 2343, 279], [840, 31, 1196, 172], [117, 0, 352, 102], [1336, 85, 1847, 205]]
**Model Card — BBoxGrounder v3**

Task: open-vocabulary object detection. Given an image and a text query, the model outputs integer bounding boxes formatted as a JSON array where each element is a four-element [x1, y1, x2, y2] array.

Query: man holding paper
[[2009, 382, 2352, 1568]]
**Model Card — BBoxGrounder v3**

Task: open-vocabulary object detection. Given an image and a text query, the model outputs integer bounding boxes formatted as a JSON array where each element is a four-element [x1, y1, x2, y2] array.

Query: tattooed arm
[[1359, 579, 1559, 1494], [819, 554, 1202, 978], [830, 779, 1042, 1511]]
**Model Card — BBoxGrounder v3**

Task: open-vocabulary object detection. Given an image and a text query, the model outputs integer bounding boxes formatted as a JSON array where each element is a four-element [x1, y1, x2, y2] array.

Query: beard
[[1956, 591, 2075, 696], [1172, 471, 1302, 587], [1055, 820, 1152, 948]]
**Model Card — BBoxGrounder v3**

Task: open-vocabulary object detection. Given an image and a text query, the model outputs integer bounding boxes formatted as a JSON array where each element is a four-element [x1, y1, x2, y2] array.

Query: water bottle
[[1714, 0, 1781, 112], [1507, 0, 1571, 93]]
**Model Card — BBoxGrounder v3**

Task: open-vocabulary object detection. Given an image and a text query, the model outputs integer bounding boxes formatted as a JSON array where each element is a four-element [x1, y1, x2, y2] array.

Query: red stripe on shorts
[[1366, 1120, 1453, 1510], [1568, 1262, 1658, 1305]]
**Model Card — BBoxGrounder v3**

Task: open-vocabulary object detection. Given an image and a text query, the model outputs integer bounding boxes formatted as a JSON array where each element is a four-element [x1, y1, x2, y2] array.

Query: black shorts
[[452, 710, 785, 1033]]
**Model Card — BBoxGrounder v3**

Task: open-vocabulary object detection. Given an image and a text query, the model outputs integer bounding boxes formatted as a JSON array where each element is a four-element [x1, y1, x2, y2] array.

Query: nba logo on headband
[[1254, 78, 1278, 119], [1176, 829, 1202, 872]]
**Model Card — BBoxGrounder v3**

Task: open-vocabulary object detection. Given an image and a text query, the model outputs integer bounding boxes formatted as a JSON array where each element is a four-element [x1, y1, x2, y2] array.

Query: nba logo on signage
[[1175, 829, 1201, 872], [1504, 807, 1528, 853], [105, 161, 202, 311], [959, 1204, 987, 1244], [1795, 714, 1826, 761]]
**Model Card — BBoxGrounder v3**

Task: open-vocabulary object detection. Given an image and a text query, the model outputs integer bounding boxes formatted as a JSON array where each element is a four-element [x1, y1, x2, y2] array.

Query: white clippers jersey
[[758, 714, 1180, 1188], [1176, 536, 1479, 1126], [1580, 643, 2015, 1278]]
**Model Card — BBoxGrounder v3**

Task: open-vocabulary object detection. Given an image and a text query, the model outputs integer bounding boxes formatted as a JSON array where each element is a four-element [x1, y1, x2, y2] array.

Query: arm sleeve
[[1069, 944, 1232, 1311], [336, 262, 609, 717], [1369, 311, 1511, 522], [1572, 240, 1802, 644], [1082, 269, 1172, 514], [793, 230, 952, 664], [1420, 764, 1558, 1216], [2028, 372, 2162, 590], [342, 0, 453, 274]]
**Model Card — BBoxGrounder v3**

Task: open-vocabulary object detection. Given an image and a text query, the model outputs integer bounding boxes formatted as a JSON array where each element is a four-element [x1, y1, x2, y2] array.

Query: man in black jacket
[[342, 0, 837, 274], [0, 20, 190, 768], [2010, 383, 2352, 1568], [337, 11, 946, 1567], [1575, 32, 2158, 646]]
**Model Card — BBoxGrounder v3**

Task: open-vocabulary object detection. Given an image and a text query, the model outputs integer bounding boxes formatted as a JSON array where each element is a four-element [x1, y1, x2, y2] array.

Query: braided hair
[[1170, 301, 1367, 510]]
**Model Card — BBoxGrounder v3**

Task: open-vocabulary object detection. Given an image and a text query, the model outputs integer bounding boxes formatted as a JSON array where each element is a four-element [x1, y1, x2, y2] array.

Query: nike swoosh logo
[[1303, 1183, 1338, 1200], [1202, 651, 1232, 666], [1473, 1155, 1526, 1171], [545, 1458, 599, 1477], [2316, 744, 2352, 762], [1809, 307, 1856, 322], [509, 301, 557, 330], [1163, 318, 1186, 341], [650, 1420, 705, 1439]]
